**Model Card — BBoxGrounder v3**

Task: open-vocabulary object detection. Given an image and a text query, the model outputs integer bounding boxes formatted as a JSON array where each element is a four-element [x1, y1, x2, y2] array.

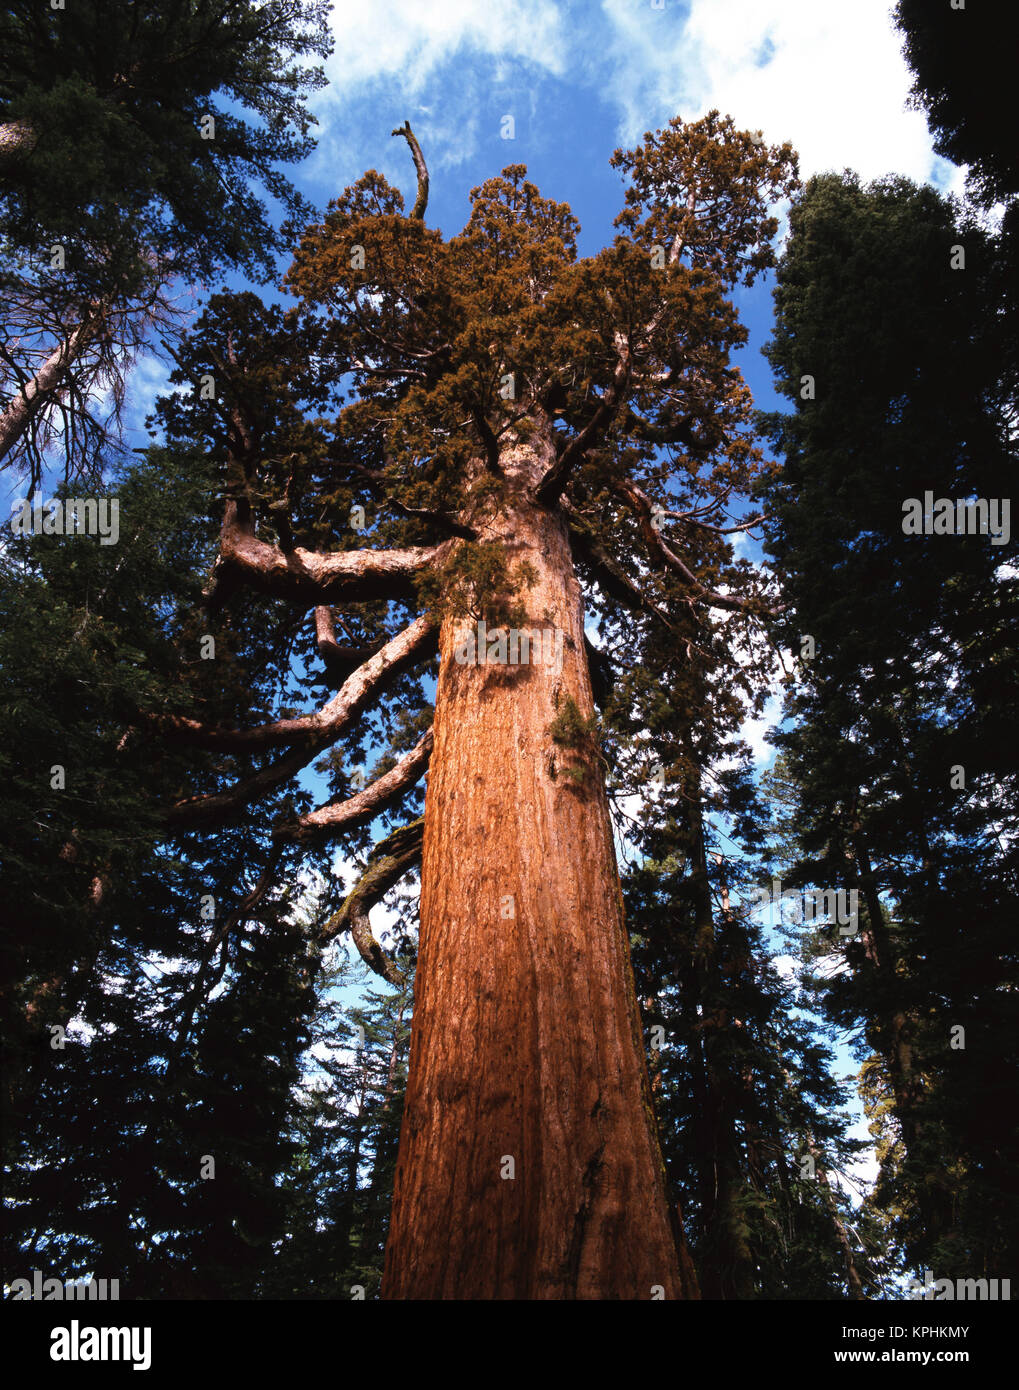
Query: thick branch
[[391, 120, 429, 221], [313, 606, 384, 678], [205, 498, 454, 610], [585, 635, 615, 710], [162, 621, 436, 827], [622, 407, 713, 454], [320, 817, 424, 984], [276, 730, 433, 845]]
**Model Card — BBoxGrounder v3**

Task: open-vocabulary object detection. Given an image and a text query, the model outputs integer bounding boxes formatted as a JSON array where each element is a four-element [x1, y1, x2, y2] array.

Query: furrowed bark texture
[[382, 436, 684, 1299]]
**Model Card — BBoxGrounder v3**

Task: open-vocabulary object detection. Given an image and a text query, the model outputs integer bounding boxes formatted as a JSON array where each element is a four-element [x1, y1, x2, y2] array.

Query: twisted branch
[[321, 818, 424, 983]]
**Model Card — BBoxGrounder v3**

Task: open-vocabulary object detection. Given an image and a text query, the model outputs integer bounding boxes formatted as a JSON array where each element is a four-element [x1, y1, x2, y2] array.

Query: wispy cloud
[[594, 0, 964, 191], [324, 0, 567, 92], [308, 0, 569, 191]]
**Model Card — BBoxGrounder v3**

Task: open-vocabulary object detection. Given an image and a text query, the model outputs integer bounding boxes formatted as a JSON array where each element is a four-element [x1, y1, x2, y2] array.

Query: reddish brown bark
[[382, 436, 685, 1299]]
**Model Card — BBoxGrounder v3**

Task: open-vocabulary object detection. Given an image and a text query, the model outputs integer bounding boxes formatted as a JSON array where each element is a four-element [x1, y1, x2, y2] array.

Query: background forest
[[1, 1, 1015, 1300]]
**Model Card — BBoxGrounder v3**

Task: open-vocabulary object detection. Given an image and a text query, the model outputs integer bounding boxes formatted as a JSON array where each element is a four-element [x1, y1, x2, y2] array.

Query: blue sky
[[121, 0, 965, 445]]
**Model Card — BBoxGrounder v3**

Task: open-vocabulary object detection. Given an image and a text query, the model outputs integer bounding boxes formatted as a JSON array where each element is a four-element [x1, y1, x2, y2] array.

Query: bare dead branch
[[0, 311, 102, 468], [391, 120, 429, 221]]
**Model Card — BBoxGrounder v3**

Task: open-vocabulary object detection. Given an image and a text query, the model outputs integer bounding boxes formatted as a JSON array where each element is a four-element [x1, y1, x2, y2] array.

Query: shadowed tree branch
[[320, 817, 424, 983], [564, 500, 675, 630], [533, 334, 632, 507], [205, 498, 456, 610], [617, 481, 782, 617], [313, 606, 386, 680]]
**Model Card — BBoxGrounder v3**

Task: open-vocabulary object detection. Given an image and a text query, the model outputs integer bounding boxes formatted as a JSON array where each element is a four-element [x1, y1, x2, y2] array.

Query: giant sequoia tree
[[137, 113, 796, 1299]]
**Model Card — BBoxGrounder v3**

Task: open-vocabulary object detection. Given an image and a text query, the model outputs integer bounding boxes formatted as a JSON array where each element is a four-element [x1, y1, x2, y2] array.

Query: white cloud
[[741, 688, 782, 766], [303, 1, 964, 226], [597, 0, 965, 193], [325, 0, 567, 92], [771, 951, 799, 983], [311, 0, 568, 181]]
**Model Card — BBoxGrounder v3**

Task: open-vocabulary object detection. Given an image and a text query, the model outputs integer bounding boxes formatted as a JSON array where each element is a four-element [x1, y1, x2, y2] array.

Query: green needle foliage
[[757, 170, 1018, 1283], [0, 0, 333, 486], [0, 0, 332, 284]]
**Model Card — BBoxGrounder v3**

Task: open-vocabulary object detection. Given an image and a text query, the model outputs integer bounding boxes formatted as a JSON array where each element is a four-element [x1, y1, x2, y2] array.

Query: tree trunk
[[0, 313, 96, 467], [382, 434, 685, 1299], [807, 1136, 866, 1300], [852, 828, 955, 1250], [684, 781, 755, 1299]]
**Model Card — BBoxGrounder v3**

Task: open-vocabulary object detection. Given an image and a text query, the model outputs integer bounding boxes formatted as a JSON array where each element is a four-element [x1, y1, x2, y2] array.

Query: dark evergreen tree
[[1, 441, 420, 1300], [757, 171, 1018, 1282], [0, 0, 333, 483], [895, 0, 1016, 208], [612, 582, 879, 1298]]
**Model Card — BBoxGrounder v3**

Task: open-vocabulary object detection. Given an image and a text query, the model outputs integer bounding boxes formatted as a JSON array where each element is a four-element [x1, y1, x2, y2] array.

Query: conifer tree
[[1, 442, 415, 1299], [758, 171, 1018, 1282], [613, 577, 877, 1298], [130, 112, 797, 1298], [0, 0, 332, 484]]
